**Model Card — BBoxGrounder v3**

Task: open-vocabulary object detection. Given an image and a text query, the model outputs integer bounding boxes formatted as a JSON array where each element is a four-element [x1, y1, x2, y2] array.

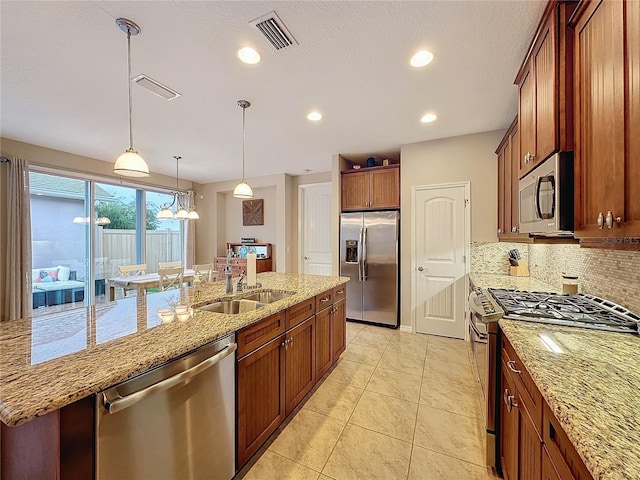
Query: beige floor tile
[[408, 445, 496, 480], [360, 324, 398, 337], [243, 450, 321, 480], [427, 334, 469, 351], [414, 405, 486, 466], [304, 380, 363, 421], [346, 321, 365, 335], [426, 340, 471, 366], [419, 377, 483, 418], [322, 424, 412, 480], [346, 329, 359, 344], [348, 390, 418, 442], [423, 357, 475, 388], [351, 330, 392, 349], [327, 359, 375, 388], [340, 343, 384, 366], [378, 348, 425, 376], [386, 332, 429, 358], [269, 409, 345, 471], [366, 367, 423, 403]]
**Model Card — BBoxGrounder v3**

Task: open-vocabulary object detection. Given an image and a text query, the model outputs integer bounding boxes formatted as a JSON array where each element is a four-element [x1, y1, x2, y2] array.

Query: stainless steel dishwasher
[[96, 334, 237, 480]]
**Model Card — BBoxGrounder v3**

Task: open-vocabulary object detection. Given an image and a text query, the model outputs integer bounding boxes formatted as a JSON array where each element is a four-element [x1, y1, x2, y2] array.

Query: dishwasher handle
[[104, 342, 237, 414]]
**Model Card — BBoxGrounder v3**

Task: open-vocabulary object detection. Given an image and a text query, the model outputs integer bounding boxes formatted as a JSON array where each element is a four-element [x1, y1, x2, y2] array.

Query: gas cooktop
[[487, 288, 640, 334]]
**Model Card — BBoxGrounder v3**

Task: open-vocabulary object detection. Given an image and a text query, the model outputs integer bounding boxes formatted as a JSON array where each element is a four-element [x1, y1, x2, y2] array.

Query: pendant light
[[233, 100, 254, 199], [113, 18, 150, 177], [157, 156, 199, 220]]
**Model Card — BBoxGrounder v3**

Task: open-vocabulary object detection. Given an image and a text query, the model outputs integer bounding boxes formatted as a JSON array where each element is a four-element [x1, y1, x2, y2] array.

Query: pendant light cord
[[127, 28, 134, 151], [242, 105, 246, 182]]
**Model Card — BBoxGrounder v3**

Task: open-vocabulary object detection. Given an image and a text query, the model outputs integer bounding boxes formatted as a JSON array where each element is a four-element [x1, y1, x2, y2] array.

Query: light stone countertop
[[499, 320, 640, 480], [0, 272, 348, 427]]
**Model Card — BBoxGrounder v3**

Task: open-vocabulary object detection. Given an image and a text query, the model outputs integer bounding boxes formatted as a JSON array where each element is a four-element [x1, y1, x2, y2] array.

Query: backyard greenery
[[96, 201, 160, 230]]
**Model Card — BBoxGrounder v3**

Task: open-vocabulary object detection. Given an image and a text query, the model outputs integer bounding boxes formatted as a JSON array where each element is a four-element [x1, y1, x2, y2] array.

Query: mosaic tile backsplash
[[528, 244, 640, 314], [471, 242, 640, 314]]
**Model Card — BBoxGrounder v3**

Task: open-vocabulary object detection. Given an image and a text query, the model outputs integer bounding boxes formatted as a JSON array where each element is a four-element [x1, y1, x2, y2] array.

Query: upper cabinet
[[341, 164, 400, 211], [516, 1, 576, 178], [571, 0, 640, 243]]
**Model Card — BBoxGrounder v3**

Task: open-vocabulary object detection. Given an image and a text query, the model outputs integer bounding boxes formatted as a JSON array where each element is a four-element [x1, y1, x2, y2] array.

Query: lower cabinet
[[499, 334, 593, 480], [236, 284, 347, 470]]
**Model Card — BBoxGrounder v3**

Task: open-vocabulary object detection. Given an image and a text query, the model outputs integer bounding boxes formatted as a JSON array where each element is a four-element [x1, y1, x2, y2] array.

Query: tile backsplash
[[528, 244, 640, 313], [471, 242, 640, 314]]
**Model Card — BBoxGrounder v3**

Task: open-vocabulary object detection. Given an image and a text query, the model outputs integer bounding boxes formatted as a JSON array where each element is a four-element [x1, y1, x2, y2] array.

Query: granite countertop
[[469, 272, 560, 293], [500, 320, 640, 480], [0, 272, 348, 427]]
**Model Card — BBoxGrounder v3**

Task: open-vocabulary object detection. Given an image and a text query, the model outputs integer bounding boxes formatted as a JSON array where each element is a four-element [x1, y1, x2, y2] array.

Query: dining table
[[107, 269, 195, 301]]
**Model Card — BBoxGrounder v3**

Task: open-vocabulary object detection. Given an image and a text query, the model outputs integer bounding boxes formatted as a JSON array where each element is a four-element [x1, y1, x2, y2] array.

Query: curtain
[[3, 157, 31, 321], [185, 190, 196, 268]]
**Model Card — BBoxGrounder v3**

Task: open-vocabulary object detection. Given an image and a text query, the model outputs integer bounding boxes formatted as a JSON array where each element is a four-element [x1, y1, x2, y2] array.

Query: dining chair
[[192, 263, 217, 285], [158, 261, 182, 269], [117, 264, 147, 297], [159, 267, 184, 291]]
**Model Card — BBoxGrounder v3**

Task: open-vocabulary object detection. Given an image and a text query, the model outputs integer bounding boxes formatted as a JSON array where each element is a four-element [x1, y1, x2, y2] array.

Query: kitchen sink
[[240, 290, 293, 304], [197, 300, 263, 314]]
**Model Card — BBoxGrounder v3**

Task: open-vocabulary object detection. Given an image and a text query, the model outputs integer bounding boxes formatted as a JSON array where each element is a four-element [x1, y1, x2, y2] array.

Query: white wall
[[399, 130, 504, 328]]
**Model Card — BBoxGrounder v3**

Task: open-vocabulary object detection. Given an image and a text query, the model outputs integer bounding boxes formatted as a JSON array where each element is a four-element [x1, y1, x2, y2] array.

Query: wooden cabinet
[[341, 164, 399, 211], [236, 285, 348, 469], [237, 334, 286, 468], [215, 243, 273, 276], [571, 0, 640, 243], [284, 316, 316, 415], [516, 1, 575, 177], [499, 333, 593, 480]]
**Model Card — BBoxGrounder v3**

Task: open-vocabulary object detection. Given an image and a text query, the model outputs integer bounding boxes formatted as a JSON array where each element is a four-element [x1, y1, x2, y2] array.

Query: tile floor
[[237, 322, 499, 480]]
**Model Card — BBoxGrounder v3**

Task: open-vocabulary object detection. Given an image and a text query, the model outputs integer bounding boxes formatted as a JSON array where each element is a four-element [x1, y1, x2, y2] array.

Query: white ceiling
[[0, 1, 544, 184]]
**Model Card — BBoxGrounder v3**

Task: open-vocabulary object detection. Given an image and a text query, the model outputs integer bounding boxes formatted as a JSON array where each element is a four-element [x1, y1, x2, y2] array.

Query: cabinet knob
[[605, 211, 622, 229], [497, 228, 503, 235], [597, 212, 604, 229], [511, 226, 518, 233]]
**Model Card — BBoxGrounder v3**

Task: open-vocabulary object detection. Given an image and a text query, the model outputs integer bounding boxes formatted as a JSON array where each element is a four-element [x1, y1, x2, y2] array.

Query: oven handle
[[470, 319, 488, 342]]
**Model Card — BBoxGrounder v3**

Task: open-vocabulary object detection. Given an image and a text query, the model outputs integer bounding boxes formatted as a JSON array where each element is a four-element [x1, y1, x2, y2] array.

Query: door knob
[[418, 266, 424, 271], [304, 256, 309, 260]]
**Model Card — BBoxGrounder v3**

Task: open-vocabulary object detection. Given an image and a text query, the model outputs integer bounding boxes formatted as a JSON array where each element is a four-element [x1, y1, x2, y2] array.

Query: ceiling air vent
[[250, 11, 298, 51], [133, 74, 181, 101]]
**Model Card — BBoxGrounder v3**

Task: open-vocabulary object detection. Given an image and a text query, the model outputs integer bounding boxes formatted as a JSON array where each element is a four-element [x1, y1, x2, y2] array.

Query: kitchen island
[[0, 272, 348, 477]]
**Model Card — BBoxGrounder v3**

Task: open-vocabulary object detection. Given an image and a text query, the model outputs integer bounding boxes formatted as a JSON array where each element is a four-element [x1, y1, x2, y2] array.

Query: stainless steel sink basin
[[197, 300, 264, 314], [241, 291, 293, 304]]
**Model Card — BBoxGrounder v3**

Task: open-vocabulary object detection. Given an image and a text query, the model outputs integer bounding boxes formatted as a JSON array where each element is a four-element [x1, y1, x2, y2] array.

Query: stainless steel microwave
[[519, 152, 574, 236]]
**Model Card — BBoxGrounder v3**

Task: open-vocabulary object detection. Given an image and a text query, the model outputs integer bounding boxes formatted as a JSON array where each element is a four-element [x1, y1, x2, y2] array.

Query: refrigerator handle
[[362, 226, 368, 281], [357, 227, 364, 281]]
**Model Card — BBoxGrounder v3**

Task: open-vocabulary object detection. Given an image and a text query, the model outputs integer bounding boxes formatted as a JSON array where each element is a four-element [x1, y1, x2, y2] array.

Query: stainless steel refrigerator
[[340, 211, 399, 328]]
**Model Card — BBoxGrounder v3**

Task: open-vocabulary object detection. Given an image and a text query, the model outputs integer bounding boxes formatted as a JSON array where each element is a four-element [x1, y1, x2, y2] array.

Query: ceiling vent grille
[[250, 11, 298, 51], [133, 74, 181, 101]]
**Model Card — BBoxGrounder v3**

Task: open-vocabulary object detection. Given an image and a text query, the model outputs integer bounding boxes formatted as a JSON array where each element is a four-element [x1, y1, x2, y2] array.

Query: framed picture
[[242, 199, 264, 226]]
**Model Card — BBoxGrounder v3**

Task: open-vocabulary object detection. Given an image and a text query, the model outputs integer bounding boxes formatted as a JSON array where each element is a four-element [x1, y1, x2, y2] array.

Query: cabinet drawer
[[316, 289, 334, 312], [502, 336, 543, 436], [333, 284, 346, 302], [237, 311, 286, 358], [543, 403, 593, 480], [285, 298, 316, 331]]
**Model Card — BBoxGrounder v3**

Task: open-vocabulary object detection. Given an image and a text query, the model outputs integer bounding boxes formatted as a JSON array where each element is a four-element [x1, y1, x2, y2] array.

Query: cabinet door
[[573, 0, 625, 237], [331, 299, 346, 360], [237, 334, 286, 468], [510, 125, 522, 234], [534, 15, 557, 164], [369, 167, 400, 209], [497, 146, 507, 237], [518, 397, 542, 480], [623, 0, 640, 237], [519, 62, 536, 176], [315, 307, 332, 379], [542, 446, 562, 480], [500, 362, 519, 480], [341, 171, 369, 210], [285, 316, 316, 415]]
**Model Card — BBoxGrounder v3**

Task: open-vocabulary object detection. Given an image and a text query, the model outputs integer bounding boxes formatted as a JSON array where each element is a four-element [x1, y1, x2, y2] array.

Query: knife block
[[509, 265, 530, 277]]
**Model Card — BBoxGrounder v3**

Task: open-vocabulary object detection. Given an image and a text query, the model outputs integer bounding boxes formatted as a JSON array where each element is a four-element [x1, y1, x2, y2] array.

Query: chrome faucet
[[236, 272, 247, 292], [224, 249, 233, 295]]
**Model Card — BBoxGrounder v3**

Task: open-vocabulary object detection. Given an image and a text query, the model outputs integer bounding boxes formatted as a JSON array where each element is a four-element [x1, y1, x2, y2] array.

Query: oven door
[[470, 315, 488, 402]]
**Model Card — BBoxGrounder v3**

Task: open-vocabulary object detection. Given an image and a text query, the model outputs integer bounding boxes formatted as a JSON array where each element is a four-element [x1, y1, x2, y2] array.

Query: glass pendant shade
[[233, 182, 253, 199], [187, 210, 200, 220], [175, 207, 189, 220], [156, 207, 174, 219], [114, 149, 150, 177]]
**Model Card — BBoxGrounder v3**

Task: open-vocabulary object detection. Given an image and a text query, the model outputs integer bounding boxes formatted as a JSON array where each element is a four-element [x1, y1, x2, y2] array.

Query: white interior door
[[299, 183, 332, 275], [413, 183, 469, 338]]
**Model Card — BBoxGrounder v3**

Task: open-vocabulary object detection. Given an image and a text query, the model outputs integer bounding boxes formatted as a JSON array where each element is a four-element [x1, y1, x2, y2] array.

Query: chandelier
[[157, 156, 199, 220]]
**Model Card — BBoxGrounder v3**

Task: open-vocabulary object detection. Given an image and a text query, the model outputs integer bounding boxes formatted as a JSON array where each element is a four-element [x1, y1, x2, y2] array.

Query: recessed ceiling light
[[307, 111, 323, 121], [421, 113, 438, 123], [410, 50, 434, 68], [237, 47, 261, 64]]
